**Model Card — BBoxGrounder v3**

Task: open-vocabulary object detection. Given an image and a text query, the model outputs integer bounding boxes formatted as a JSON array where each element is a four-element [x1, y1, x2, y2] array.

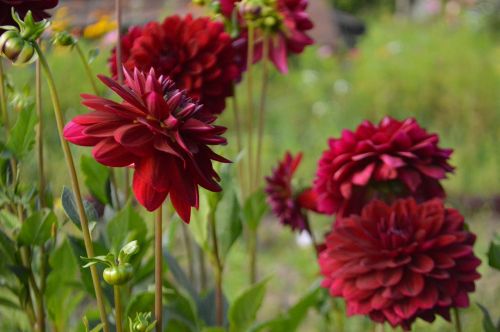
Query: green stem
[[181, 222, 194, 282], [197, 245, 207, 292], [114, 286, 123, 332], [0, 59, 9, 131], [245, 23, 256, 194], [74, 43, 99, 95], [453, 308, 462, 332], [255, 33, 270, 186], [35, 59, 46, 332], [231, 94, 247, 197], [33, 43, 110, 332], [155, 206, 163, 332], [209, 211, 224, 326]]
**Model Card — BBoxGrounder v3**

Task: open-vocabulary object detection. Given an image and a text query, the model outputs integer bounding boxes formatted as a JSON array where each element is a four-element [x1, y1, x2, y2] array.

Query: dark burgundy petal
[[92, 138, 136, 167]]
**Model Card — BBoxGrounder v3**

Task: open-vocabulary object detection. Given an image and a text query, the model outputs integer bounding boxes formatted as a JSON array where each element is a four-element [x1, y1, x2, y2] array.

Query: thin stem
[[34, 43, 110, 332], [453, 308, 462, 332], [232, 94, 247, 196], [35, 59, 46, 332], [74, 43, 99, 95], [209, 211, 224, 326], [245, 23, 256, 193], [249, 229, 257, 284], [0, 59, 9, 131], [255, 33, 270, 185], [114, 286, 123, 332], [180, 222, 194, 282], [109, 168, 121, 210], [155, 206, 163, 332]]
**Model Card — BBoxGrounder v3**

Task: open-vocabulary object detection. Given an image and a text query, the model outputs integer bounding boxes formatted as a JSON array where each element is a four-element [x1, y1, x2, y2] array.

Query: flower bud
[[53, 31, 77, 47], [0, 30, 37, 65], [192, 0, 206, 5]]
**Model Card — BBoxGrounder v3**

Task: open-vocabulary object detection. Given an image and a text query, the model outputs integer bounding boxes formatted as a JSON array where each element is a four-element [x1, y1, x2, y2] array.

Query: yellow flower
[[51, 6, 72, 32], [83, 15, 117, 40]]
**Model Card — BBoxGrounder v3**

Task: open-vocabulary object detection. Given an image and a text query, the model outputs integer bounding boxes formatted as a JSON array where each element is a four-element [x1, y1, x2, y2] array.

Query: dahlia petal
[[132, 171, 168, 211], [410, 255, 434, 273], [63, 122, 101, 146], [92, 138, 136, 167], [376, 268, 403, 287], [381, 154, 405, 168], [415, 164, 446, 179], [356, 273, 381, 290], [394, 300, 418, 319], [145, 91, 169, 120], [114, 123, 153, 150], [395, 271, 424, 297], [412, 283, 438, 309], [83, 121, 123, 138], [351, 163, 375, 186], [134, 155, 171, 192]]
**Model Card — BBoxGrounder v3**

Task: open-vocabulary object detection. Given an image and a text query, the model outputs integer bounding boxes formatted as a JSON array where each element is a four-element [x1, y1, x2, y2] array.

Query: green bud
[[0, 30, 37, 65], [103, 263, 134, 286], [129, 312, 156, 332], [53, 31, 77, 47]]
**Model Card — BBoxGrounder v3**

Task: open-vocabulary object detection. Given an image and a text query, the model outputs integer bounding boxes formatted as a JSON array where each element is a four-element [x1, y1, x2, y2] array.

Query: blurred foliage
[[331, 0, 394, 14]]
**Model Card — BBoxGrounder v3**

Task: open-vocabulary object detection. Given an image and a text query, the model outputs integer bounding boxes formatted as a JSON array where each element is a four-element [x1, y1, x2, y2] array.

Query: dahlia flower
[[109, 15, 240, 116], [319, 198, 481, 330], [265, 152, 318, 231], [63, 68, 229, 222], [222, 0, 314, 73], [0, 0, 58, 27], [314, 117, 454, 216]]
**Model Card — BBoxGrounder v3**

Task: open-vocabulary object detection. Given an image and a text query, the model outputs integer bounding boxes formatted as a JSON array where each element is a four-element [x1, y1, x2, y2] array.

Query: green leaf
[[229, 277, 270, 332], [81, 254, 114, 268], [126, 292, 155, 321], [81, 155, 110, 205], [46, 239, 84, 331], [202, 328, 226, 332], [0, 229, 16, 265], [241, 190, 268, 231], [118, 240, 140, 264], [197, 289, 228, 327], [88, 48, 99, 64], [6, 104, 37, 159], [83, 316, 104, 332], [0, 210, 20, 231], [189, 193, 210, 251], [164, 250, 198, 300], [106, 203, 147, 256], [61, 187, 98, 229], [477, 303, 498, 332], [165, 286, 200, 332], [216, 190, 242, 261], [0, 294, 20, 310], [17, 209, 57, 246], [487, 233, 500, 270]]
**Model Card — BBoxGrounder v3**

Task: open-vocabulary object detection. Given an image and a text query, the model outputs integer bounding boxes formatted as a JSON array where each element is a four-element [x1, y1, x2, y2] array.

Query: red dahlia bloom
[[0, 0, 58, 27], [63, 68, 229, 222], [319, 198, 481, 330], [109, 15, 241, 116], [265, 152, 318, 232], [314, 117, 454, 217]]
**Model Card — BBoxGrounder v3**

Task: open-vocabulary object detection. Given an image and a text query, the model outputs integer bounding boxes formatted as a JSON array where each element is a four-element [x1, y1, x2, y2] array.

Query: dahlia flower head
[[265, 152, 318, 232], [109, 15, 241, 117], [319, 198, 481, 330], [314, 117, 454, 217], [221, 0, 314, 73], [0, 0, 58, 27], [63, 67, 229, 222]]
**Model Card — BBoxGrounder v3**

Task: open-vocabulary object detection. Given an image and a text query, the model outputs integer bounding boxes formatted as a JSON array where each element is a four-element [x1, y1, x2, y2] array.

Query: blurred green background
[[2, 0, 499, 330]]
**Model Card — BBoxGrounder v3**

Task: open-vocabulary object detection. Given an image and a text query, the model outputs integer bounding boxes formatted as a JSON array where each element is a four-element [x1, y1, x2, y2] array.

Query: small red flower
[[0, 0, 58, 26], [265, 152, 318, 232], [319, 198, 481, 330], [314, 117, 454, 217], [223, 0, 314, 73], [109, 15, 241, 116], [63, 68, 229, 222]]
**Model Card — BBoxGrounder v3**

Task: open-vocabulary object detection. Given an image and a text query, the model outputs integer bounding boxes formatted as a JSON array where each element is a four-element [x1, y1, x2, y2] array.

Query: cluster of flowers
[[265, 117, 481, 329]]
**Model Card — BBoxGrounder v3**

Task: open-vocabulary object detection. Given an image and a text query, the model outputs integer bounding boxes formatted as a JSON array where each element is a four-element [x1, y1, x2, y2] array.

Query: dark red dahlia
[[0, 0, 58, 27], [314, 117, 454, 217], [265, 152, 318, 232], [319, 198, 481, 330], [63, 68, 229, 222], [109, 15, 241, 116]]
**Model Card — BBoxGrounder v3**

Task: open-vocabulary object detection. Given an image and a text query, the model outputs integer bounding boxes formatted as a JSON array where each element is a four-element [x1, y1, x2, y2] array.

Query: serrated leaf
[[61, 187, 98, 229], [81, 155, 110, 205], [6, 104, 37, 159], [487, 233, 500, 270], [18, 210, 57, 246], [241, 190, 268, 230], [229, 277, 270, 332], [106, 203, 147, 256], [477, 303, 498, 332]]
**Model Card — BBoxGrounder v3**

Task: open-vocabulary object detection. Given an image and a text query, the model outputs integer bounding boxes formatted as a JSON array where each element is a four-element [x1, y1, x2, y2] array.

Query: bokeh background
[[4, 0, 499, 330]]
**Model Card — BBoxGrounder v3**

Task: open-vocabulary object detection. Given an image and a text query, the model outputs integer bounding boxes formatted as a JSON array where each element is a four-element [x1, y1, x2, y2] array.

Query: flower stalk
[[453, 308, 462, 332], [155, 205, 163, 332], [245, 22, 256, 193], [0, 60, 8, 130], [114, 286, 123, 332], [209, 210, 224, 325], [255, 32, 270, 185], [74, 43, 99, 95], [33, 42, 110, 332]]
